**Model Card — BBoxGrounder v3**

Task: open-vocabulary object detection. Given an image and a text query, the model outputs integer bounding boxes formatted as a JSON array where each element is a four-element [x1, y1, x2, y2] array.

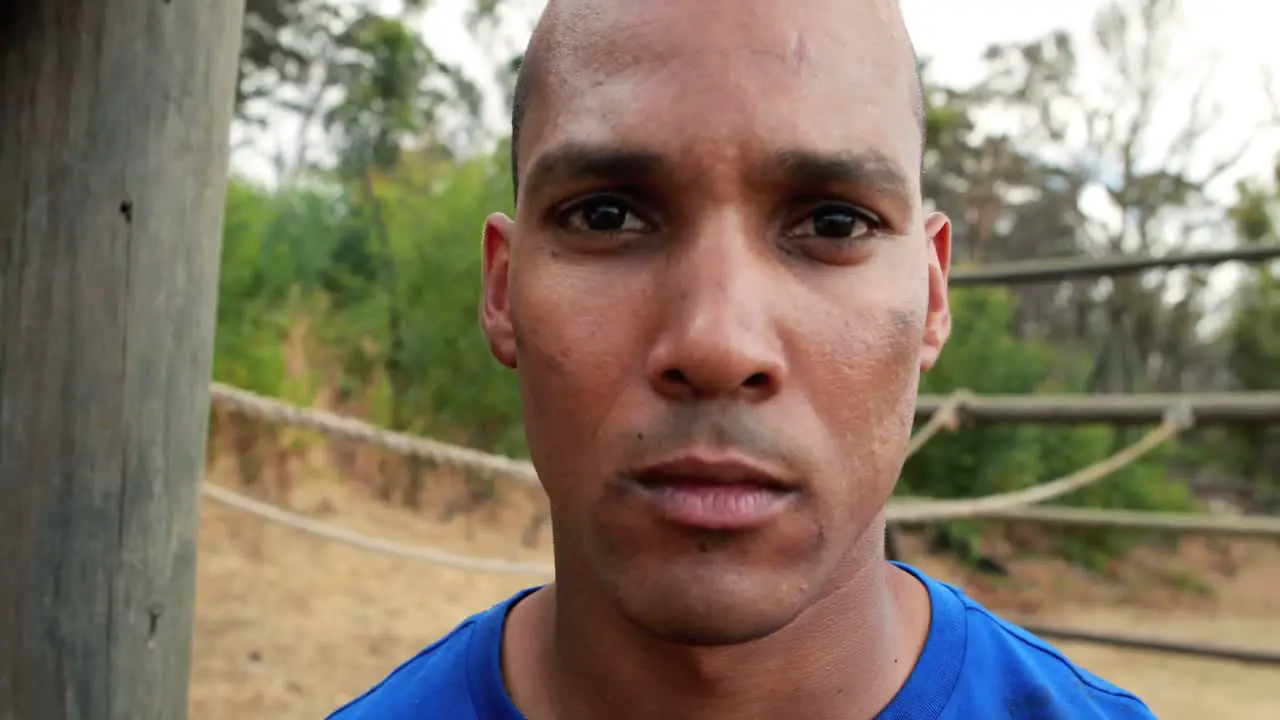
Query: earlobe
[[920, 212, 952, 372], [480, 213, 518, 369]]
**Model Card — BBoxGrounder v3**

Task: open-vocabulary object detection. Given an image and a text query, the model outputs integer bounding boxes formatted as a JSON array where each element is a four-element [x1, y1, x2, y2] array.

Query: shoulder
[[327, 588, 537, 719], [934, 576, 1156, 719]]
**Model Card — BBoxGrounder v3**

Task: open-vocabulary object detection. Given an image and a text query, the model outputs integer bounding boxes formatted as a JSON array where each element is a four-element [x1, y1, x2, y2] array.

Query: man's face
[[482, 0, 951, 644]]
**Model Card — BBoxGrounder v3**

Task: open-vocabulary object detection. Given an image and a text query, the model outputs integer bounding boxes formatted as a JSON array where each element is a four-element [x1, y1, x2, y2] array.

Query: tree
[[1222, 157, 1280, 486], [236, 0, 504, 175], [971, 0, 1266, 394]]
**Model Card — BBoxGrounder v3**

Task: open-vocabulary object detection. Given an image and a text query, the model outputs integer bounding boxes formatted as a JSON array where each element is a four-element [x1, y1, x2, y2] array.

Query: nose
[[645, 226, 787, 403]]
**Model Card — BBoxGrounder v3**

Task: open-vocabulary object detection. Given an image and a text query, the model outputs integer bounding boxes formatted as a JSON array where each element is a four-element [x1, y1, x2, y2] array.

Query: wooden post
[[0, 1, 245, 718]]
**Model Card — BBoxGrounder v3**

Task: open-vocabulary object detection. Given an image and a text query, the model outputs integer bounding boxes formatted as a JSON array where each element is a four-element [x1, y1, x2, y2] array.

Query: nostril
[[651, 366, 778, 399]]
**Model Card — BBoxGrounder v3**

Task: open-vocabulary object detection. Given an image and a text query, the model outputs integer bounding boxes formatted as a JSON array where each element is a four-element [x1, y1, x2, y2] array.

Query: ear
[[480, 212, 518, 369], [919, 212, 951, 372]]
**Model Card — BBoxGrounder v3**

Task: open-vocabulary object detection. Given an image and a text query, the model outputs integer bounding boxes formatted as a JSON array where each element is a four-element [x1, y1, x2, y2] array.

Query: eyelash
[[786, 202, 884, 240], [551, 196, 885, 248], [553, 194, 653, 235]]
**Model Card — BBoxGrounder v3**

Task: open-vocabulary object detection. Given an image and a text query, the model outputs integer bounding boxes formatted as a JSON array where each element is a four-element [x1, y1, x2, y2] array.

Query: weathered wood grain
[[0, 1, 245, 717]]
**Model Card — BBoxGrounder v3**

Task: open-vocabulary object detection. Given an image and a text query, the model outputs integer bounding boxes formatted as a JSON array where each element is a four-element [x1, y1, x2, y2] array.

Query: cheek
[[509, 263, 646, 490], [802, 290, 924, 494]]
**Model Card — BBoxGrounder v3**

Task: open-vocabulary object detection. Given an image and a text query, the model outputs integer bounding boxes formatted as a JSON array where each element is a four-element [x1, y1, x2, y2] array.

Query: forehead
[[520, 0, 920, 194]]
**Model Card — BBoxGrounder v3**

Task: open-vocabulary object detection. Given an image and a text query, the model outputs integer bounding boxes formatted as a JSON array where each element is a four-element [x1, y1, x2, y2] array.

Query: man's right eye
[[561, 197, 651, 234]]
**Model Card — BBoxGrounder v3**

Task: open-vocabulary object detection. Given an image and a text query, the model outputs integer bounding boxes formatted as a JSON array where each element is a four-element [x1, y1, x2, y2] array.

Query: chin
[[606, 560, 816, 647], [570, 490, 863, 647]]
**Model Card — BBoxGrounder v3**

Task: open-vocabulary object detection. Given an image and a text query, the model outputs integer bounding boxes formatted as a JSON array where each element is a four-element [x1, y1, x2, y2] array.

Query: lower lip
[[633, 482, 794, 530]]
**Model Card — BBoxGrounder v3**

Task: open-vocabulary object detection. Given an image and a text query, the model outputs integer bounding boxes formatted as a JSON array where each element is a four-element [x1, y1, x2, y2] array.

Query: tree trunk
[[0, 1, 245, 718]]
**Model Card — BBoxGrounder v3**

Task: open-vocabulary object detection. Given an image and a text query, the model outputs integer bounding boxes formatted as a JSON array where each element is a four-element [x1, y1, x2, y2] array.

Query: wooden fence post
[[0, 1, 245, 718]]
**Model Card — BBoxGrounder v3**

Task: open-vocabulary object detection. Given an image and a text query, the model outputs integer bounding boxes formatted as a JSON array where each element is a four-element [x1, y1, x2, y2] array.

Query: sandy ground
[[190, 462, 1280, 719]]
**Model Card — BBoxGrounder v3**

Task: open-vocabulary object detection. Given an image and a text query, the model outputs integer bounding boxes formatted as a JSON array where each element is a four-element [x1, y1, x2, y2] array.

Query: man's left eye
[[789, 204, 880, 239]]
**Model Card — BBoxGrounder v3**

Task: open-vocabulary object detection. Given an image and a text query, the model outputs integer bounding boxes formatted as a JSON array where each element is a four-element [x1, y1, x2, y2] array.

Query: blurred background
[[197, 0, 1280, 717]]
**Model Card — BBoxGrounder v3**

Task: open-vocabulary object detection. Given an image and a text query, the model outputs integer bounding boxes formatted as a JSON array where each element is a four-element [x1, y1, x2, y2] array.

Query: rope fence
[[887, 405, 1192, 522], [201, 482, 554, 576], [208, 383, 1195, 524], [903, 390, 969, 458], [200, 383, 1280, 573], [210, 382, 540, 485], [201, 391, 1231, 577], [201, 382, 1280, 665]]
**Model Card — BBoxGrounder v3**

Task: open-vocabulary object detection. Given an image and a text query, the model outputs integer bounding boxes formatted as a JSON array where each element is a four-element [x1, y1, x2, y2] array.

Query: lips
[[627, 452, 799, 530]]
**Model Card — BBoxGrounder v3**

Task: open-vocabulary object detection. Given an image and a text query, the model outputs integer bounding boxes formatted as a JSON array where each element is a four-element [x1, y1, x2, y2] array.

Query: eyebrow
[[521, 143, 668, 196], [520, 142, 913, 202], [769, 148, 912, 199]]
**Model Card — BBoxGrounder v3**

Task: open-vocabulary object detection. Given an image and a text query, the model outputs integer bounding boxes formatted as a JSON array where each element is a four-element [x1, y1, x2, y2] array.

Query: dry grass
[[190, 462, 1280, 719]]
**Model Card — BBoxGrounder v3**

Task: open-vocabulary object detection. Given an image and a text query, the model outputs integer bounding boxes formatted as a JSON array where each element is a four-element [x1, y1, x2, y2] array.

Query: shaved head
[[509, 0, 927, 200]]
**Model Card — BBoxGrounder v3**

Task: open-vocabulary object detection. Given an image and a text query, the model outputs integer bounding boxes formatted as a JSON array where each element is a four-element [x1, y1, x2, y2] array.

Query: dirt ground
[[190, 461, 1280, 720]]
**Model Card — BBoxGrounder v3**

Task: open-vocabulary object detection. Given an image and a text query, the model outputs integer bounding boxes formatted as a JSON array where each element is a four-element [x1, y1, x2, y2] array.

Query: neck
[[511, 521, 931, 720]]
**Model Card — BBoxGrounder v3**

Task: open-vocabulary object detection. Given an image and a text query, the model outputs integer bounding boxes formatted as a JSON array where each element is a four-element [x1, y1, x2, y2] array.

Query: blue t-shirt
[[329, 563, 1155, 719]]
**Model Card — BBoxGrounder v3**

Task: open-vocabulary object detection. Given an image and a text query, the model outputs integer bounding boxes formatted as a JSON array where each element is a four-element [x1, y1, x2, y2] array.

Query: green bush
[[899, 288, 1192, 569]]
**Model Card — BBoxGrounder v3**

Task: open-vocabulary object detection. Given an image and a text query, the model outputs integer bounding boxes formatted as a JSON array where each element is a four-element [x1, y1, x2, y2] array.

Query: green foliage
[[215, 180, 291, 396], [377, 149, 524, 453], [1219, 157, 1280, 486], [215, 149, 523, 456], [902, 288, 1050, 501], [900, 287, 1193, 568]]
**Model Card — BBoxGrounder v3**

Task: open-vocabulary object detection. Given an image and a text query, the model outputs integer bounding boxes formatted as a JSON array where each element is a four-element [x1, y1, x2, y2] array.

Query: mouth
[[626, 452, 800, 531]]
